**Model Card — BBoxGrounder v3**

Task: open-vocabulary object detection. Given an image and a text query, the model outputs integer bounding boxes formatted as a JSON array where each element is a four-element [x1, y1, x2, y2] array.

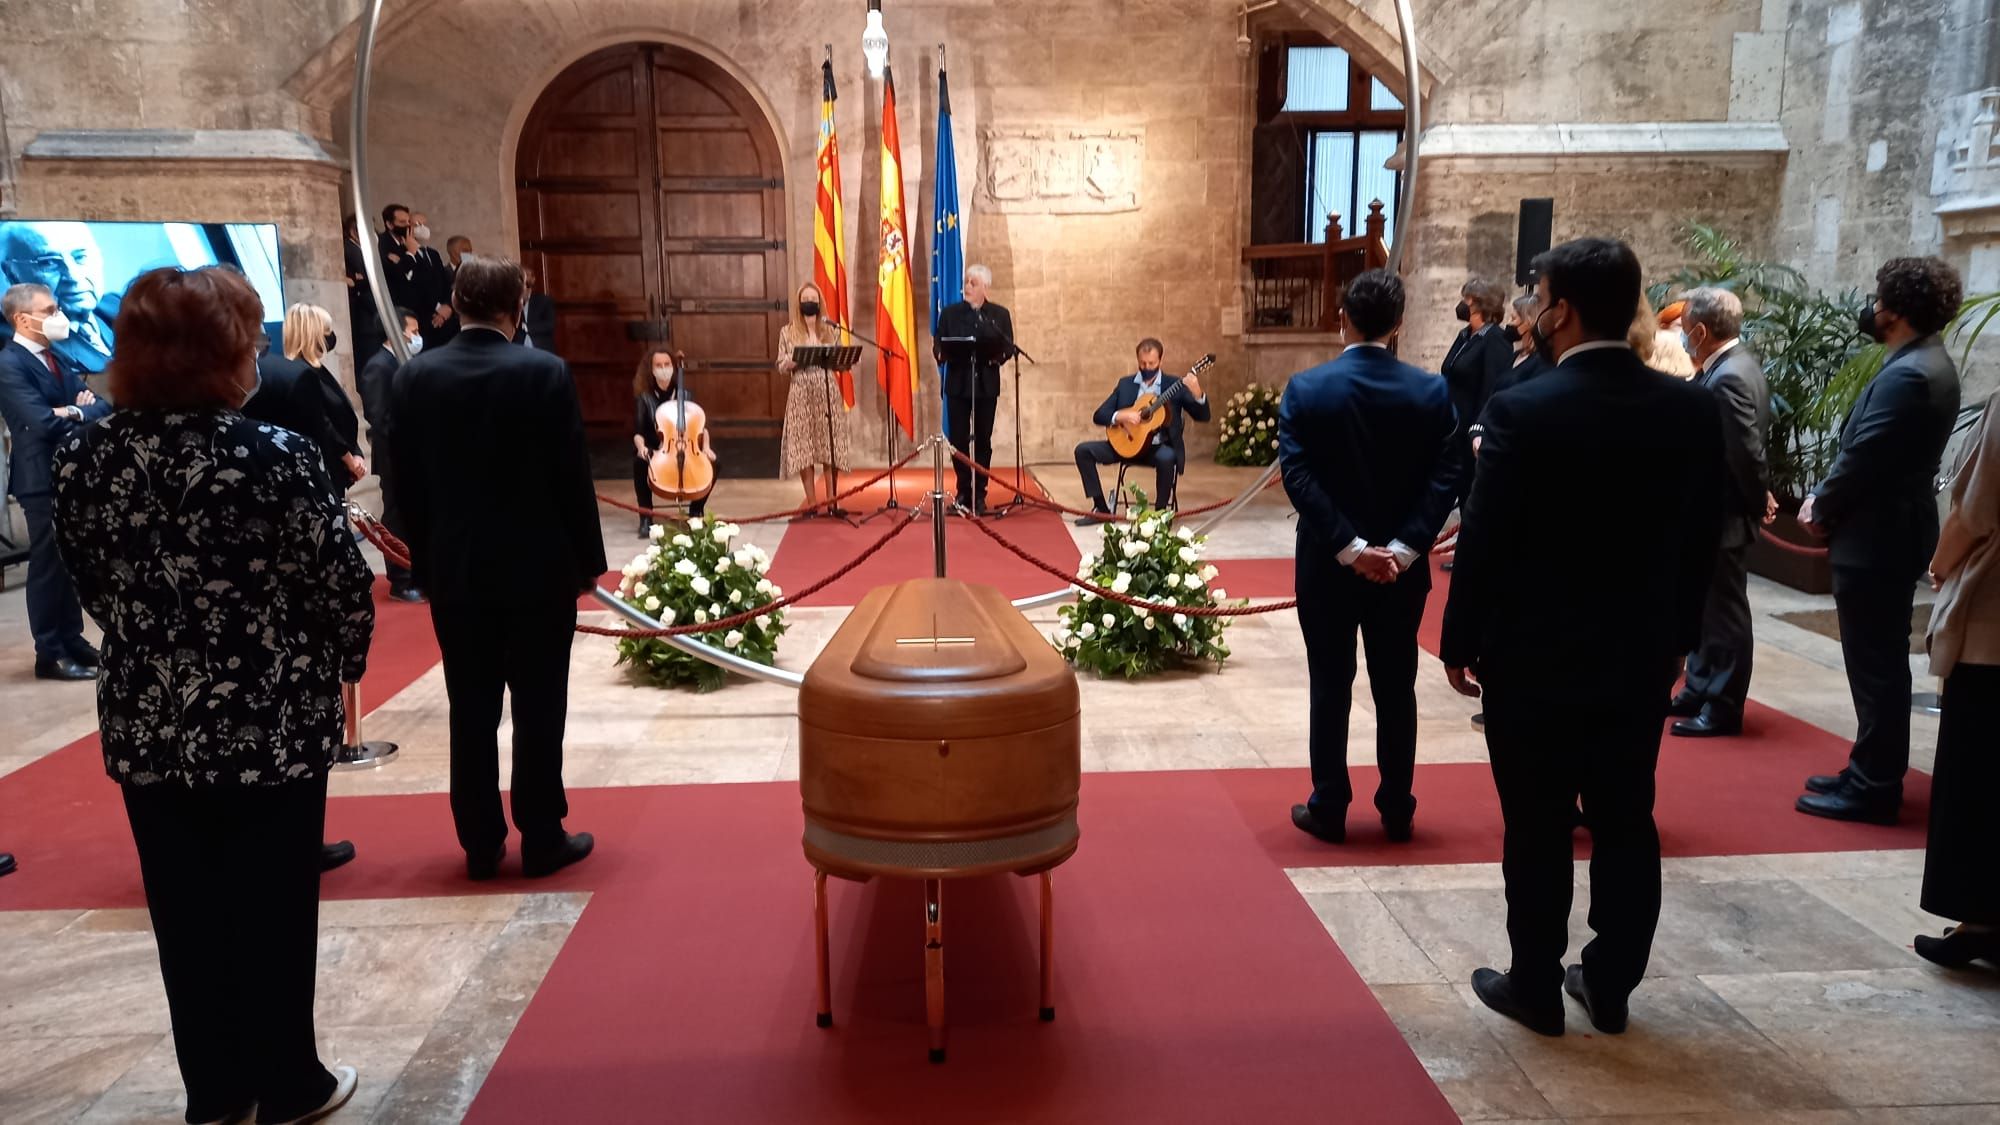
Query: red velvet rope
[[961, 514, 1297, 616], [574, 508, 923, 638], [943, 447, 1278, 522], [349, 504, 413, 571], [595, 444, 929, 524], [1757, 526, 1831, 559]]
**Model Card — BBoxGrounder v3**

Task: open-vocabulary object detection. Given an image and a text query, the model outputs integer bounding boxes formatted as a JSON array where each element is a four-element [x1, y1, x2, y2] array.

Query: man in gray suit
[[1669, 288, 1773, 738], [1798, 257, 1963, 823]]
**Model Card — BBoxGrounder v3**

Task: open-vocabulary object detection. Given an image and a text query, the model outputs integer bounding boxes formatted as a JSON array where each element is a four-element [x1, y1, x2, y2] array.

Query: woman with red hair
[[51, 266, 371, 1125]]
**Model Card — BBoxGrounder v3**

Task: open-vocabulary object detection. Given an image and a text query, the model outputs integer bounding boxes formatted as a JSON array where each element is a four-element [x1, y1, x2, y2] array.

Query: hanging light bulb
[[862, 0, 890, 78]]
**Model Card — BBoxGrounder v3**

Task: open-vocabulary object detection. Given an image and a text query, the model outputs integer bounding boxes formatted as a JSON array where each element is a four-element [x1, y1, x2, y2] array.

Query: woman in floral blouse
[[52, 266, 374, 1125]]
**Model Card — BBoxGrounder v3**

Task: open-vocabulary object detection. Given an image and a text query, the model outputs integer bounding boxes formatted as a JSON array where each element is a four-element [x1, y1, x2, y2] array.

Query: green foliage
[[1052, 491, 1235, 678], [1215, 384, 1281, 466], [612, 517, 788, 692]]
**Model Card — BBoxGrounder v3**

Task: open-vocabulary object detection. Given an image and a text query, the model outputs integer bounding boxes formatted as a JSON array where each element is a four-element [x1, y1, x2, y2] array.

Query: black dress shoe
[[34, 656, 96, 681], [319, 840, 356, 873], [0, 853, 15, 877], [1563, 964, 1628, 1033], [637, 516, 653, 539], [1670, 710, 1741, 738], [1290, 804, 1345, 844], [68, 642, 101, 669], [1073, 508, 1113, 526], [467, 842, 507, 881], [1804, 769, 1852, 795], [523, 832, 594, 878], [1913, 926, 2000, 969], [1382, 818, 1413, 843], [1471, 967, 1564, 1036], [1795, 779, 1900, 825], [1667, 692, 1704, 718], [388, 585, 427, 604]]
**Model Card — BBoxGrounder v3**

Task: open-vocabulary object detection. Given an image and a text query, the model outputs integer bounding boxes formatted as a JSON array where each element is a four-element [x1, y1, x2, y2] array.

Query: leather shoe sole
[[1563, 964, 1628, 1033], [1290, 804, 1345, 845], [1794, 791, 1899, 826], [1471, 967, 1563, 1036]]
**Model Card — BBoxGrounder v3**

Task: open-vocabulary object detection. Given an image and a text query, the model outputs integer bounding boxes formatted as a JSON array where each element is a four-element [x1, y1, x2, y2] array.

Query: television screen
[[0, 219, 286, 367]]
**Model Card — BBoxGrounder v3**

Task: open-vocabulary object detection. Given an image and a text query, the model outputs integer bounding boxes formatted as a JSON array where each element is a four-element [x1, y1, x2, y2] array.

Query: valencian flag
[[876, 64, 918, 440], [929, 65, 963, 441], [813, 57, 855, 408]]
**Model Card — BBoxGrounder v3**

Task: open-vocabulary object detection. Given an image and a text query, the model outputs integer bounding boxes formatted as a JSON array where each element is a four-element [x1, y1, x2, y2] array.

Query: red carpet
[[764, 468, 1083, 605]]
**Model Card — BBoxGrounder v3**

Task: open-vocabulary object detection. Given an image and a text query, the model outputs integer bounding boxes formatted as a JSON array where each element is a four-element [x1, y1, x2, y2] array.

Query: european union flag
[[930, 66, 962, 441]]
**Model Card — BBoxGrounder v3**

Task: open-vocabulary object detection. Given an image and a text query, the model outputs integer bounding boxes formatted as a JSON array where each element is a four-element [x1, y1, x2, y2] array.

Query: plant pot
[[1748, 511, 1832, 595]]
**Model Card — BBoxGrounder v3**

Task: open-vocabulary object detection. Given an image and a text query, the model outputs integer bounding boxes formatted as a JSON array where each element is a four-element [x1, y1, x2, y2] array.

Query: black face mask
[[1530, 308, 1558, 364], [1138, 366, 1161, 379], [1454, 300, 1471, 323], [322, 331, 338, 353], [1858, 302, 1885, 342], [800, 301, 822, 318], [1502, 323, 1523, 345]]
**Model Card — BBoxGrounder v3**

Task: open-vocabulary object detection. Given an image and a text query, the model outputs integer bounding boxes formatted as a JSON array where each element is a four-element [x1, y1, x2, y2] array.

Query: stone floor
[[1, 461, 1990, 1124]]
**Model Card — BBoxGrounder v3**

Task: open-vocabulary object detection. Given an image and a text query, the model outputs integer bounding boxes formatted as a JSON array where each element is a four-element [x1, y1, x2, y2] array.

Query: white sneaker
[[275, 1065, 358, 1124]]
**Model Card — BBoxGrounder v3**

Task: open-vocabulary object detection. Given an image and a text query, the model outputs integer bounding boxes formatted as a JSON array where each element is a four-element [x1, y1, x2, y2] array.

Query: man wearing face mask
[[1667, 287, 1772, 739], [359, 309, 426, 602], [1795, 258, 1963, 824], [407, 216, 451, 350], [1440, 278, 1513, 507], [377, 203, 427, 327], [1071, 338, 1209, 521], [1440, 238, 1724, 1037], [0, 283, 112, 680]]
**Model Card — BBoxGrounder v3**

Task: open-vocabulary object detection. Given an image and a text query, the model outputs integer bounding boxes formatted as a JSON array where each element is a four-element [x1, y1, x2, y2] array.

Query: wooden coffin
[[798, 578, 1082, 881]]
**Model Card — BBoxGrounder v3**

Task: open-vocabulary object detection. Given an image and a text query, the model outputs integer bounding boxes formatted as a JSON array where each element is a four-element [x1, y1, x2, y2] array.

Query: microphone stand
[[826, 318, 916, 525], [986, 321, 1037, 520]]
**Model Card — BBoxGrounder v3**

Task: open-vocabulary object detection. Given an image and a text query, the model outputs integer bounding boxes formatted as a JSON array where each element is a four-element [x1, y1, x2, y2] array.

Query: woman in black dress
[[630, 347, 715, 536]]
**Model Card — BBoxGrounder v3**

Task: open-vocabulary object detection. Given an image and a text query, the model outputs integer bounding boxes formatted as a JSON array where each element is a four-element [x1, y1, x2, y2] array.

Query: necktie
[[41, 349, 60, 383]]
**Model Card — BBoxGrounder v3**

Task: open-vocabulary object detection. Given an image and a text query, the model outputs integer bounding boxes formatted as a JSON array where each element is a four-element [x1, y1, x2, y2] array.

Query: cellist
[[631, 349, 716, 536]]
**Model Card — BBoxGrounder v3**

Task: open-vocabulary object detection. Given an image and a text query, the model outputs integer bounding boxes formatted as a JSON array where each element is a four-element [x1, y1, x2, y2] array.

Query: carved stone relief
[[977, 127, 1144, 214]]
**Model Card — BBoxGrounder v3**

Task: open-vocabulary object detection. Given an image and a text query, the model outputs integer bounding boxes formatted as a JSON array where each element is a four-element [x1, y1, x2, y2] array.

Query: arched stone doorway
[[515, 43, 788, 463]]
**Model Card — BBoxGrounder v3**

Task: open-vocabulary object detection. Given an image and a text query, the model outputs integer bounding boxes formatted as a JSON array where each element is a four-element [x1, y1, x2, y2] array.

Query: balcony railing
[[1242, 200, 1391, 334]]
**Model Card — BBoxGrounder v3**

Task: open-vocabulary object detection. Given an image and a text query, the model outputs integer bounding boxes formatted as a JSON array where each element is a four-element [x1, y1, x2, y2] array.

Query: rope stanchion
[[576, 507, 924, 639], [1757, 526, 1830, 559], [348, 501, 413, 571], [944, 447, 1279, 523], [596, 443, 930, 525], [962, 514, 1298, 617]]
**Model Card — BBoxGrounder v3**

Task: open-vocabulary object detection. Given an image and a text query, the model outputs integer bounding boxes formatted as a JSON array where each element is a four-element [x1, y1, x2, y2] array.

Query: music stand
[[792, 344, 864, 524], [986, 333, 1036, 519]]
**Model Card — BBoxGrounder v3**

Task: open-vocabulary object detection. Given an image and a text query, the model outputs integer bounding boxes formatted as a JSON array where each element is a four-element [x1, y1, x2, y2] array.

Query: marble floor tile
[[1285, 866, 1372, 894], [1466, 976, 1846, 1118], [1377, 885, 1595, 983], [1703, 968, 2000, 1107], [0, 1035, 161, 1125], [1795, 876, 1955, 953], [1372, 983, 1558, 1122], [313, 921, 511, 1028], [0, 931, 170, 1038], [1850, 1108, 2000, 1124], [1644, 880, 1915, 978], [1304, 891, 1449, 985], [1564, 1113, 1863, 1125]]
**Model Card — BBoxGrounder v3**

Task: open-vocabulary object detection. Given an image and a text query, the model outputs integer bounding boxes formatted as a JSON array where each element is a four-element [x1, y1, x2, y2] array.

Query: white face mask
[[404, 333, 424, 356], [36, 310, 72, 343], [239, 359, 262, 408], [413, 224, 432, 243]]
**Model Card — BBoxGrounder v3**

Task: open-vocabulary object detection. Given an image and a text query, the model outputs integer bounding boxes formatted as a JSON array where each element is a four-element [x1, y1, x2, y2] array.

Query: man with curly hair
[[1797, 256, 1963, 824]]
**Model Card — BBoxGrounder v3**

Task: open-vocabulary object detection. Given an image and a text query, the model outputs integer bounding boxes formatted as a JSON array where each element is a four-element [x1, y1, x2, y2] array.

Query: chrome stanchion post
[[931, 435, 949, 577], [333, 680, 399, 770]]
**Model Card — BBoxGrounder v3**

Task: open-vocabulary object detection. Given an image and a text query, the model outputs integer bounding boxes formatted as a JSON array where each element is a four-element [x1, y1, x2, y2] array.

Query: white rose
[[1173, 613, 1189, 629], [1213, 587, 1228, 599], [1144, 617, 1157, 630], [724, 630, 744, 648], [674, 558, 698, 576], [734, 549, 756, 568], [1177, 546, 1198, 565], [648, 523, 665, 540], [1201, 564, 1220, 581], [1102, 613, 1115, 628], [689, 517, 705, 530], [710, 602, 723, 617], [713, 526, 732, 543], [691, 575, 712, 596], [617, 578, 633, 597], [1184, 571, 1205, 589], [1079, 622, 1097, 639], [756, 578, 773, 594], [1175, 526, 1194, 542], [727, 523, 743, 538], [672, 534, 694, 549], [634, 582, 650, 597], [694, 608, 709, 624], [1080, 553, 1097, 570], [716, 557, 732, 573], [769, 584, 784, 598], [644, 596, 662, 612], [1066, 633, 1081, 649], [729, 589, 743, 605], [1137, 520, 1157, 539], [1111, 572, 1132, 594], [1133, 606, 1149, 619], [647, 545, 662, 558], [1053, 627, 1071, 645], [1122, 539, 1146, 559]]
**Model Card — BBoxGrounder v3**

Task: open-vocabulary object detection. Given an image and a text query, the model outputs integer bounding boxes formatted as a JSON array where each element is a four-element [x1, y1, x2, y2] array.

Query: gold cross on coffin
[[895, 614, 975, 649]]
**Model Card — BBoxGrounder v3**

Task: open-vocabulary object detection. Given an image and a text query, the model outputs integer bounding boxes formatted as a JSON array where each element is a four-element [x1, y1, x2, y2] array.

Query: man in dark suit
[[932, 264, 1013, 512], [521, 265, 557, 354], [390, 257, 605, 880], [409, 213, 455, 352], [377, 204, 427, 326], [0, 283, 112, 680], [1796, 257, 1964, 824], [1071, 339, 1210, 521], [343, 215, 386, 360], [1280, 269, 1459, 845], [1669, 287, 1773, 738], [1441, 238, 1725, 1037], [358, 308, 426, 603]]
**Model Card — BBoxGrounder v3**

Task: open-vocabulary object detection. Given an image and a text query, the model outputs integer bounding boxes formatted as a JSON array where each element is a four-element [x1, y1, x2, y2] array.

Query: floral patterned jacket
[[53, 410, 376, 787]]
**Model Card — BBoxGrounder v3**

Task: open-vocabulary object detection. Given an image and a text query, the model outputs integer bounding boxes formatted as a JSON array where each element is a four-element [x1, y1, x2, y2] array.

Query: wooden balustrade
[[1241, 199, 1391, 334]]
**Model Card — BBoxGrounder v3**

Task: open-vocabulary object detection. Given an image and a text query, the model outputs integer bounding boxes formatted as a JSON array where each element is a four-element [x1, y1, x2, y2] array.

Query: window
[[1250, 37, 1405, 247]]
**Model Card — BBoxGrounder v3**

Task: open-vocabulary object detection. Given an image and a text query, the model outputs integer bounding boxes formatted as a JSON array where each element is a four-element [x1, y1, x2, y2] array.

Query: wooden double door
[[516, 43, 788, 444]]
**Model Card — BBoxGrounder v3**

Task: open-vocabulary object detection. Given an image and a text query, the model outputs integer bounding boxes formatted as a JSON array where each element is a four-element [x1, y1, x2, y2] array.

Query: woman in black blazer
[[52, 267, 373, 1125], [245, 303, 367, 496], [1441, 278, 1514, 502]]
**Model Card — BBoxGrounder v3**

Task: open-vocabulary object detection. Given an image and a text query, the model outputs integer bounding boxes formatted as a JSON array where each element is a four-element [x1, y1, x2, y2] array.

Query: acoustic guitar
[[647, 353, 716, 504], [1104, 353, 1218, 460]]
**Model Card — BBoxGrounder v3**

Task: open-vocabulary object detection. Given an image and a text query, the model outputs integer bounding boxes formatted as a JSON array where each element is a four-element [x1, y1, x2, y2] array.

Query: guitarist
[[1071, 338, 1209, 523]]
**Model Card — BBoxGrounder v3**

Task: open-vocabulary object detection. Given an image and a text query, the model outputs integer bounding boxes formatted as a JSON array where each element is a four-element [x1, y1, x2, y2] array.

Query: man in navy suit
[[1072, 339, 1211, 520], [1441, 238, 1725, 1037], [0, 283, 113, 680], [1280, 269, 1459, 845]]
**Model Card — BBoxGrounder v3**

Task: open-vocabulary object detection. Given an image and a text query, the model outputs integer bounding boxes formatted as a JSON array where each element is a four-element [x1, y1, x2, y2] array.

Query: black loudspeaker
[[1516, 198, 1554, 286]]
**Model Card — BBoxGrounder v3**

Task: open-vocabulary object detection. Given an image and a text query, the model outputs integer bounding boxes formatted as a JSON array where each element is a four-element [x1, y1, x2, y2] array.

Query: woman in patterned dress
[[777, 282, 851, 512], [51, 266, 373, 1125]]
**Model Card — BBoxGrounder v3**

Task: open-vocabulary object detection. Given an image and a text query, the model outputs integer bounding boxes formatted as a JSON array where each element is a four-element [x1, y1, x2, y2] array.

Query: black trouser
[[946, 391, 998, 506], [17, 493, 86, 661], [1483, 680, 1666, 1000], [122, 776, 338, 1125], [1074, 440, 1177, 511], [1832, 564, 1918, 793], [631, 458, 705, 518], [431, 597, 577, 858], [374, 443, 414, 589], [1923, 662, 2000, 924], [1681, 534, 1754, 722], [1296, 548, 1428, 824]]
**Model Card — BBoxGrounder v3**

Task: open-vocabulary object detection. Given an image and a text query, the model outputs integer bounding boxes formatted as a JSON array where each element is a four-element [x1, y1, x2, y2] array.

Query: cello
[[647, 350, 717, 506]]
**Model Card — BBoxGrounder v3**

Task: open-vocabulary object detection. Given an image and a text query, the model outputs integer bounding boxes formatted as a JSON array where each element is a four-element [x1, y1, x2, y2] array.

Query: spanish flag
[[876, 64, 917, 440], [813, 57, 854, 408]]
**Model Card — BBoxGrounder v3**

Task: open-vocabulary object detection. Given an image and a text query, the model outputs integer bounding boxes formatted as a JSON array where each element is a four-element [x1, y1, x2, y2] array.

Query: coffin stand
[[798, 578, 1082, 1062]]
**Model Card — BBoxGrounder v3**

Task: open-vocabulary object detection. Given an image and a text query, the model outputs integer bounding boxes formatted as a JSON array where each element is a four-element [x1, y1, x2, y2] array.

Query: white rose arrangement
[[614, 519, 786, 691], [1216, 383, 1281, 467], [1050, 493, 1235, 677]]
